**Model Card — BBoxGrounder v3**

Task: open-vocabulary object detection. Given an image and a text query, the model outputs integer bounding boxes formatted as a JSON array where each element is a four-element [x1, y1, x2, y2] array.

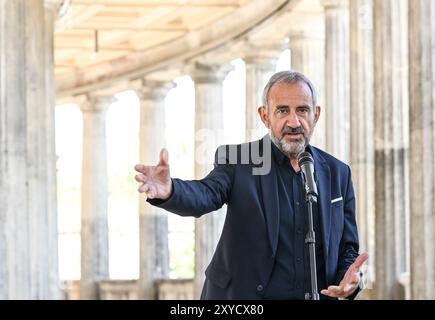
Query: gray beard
[[269, 129, 307, 157]]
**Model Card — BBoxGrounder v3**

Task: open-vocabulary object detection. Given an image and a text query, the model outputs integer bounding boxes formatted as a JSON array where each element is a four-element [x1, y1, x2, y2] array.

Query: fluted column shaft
[[0, 0, 62, 299], [137, 80, 174, 299], [79, 94, 113, 299], [408, 0, 435, 300], [289, 30, 325, 149], [349, 0, 375, 288], [190, 63, 231, 298], [25, 0, 49, 300], [373, 0, 409, 299], [322, 0, 350, 163], [44, 0, 63, 300]]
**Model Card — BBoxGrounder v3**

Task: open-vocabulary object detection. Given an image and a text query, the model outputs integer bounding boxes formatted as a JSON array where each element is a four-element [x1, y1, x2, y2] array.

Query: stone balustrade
[[62, 279, 194, 300]]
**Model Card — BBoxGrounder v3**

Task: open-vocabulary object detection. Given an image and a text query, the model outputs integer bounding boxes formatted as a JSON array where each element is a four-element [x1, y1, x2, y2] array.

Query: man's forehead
[[270, 81, 311, 93], [269, 83, 313, 103]]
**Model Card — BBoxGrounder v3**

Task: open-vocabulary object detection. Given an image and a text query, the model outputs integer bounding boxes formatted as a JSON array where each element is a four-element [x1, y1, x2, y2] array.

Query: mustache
[[281, 127, 305, 135]]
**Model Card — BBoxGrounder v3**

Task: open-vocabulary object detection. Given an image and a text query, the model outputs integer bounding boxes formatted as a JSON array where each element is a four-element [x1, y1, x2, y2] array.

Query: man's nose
[[285, 110, 301, 127]]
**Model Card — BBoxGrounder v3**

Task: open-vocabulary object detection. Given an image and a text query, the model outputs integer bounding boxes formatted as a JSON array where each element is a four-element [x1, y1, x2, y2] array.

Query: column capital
[[239, 41, 284, 68], [321, 0, 348, 10], [188, 62, 234, 84], [80, 93, 116, 113], [136, 79, 176, 101]]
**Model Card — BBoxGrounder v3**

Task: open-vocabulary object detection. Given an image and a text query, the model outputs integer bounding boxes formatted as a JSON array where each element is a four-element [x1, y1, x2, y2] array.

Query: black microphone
[[298, 151, 318, 197]]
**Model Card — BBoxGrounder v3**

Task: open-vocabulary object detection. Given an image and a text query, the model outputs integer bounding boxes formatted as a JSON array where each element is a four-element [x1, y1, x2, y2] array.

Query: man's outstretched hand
[[134, 148, 172, 200], [321, 252, 369, 299]]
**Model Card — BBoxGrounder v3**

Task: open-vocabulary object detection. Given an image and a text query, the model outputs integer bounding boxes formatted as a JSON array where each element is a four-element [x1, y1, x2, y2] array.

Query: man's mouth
[[283, 133, 303, 139]]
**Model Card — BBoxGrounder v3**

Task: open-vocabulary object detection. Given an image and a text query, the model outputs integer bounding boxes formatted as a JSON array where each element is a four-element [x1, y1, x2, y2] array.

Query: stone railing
[[62, 280, 81, 300], [355, 288, 374, 300], [62, 279, 194, 300], [156, 279, 195, 300], [63, 276, 412, 300], [99, 280, 139, 300], [355, 271, 411, 300]]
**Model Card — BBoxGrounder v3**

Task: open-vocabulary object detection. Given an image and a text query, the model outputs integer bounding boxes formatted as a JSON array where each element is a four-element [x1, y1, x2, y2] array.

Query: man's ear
[[258, 106, 270, 129], [314, 106, 321, 123]]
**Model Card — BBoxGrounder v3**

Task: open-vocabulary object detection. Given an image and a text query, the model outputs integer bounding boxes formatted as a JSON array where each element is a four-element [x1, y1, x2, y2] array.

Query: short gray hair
[[261, 70, 318, 110]]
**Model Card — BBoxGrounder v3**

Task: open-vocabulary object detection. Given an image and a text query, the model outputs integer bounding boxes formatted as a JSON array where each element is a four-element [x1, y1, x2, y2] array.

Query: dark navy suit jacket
[[149, 136, 360, 300]]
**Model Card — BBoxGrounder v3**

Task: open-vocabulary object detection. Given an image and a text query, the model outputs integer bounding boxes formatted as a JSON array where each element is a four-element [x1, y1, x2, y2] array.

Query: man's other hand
[[321, 252, 369, 299]]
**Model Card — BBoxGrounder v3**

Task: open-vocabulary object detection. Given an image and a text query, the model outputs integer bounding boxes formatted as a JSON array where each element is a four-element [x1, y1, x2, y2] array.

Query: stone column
[[373, 0, 409, 299], [190, 62, 232, 298], [44, 0, 66, 300], [288, 29, 326, 149], [79, 94, 114, 300], [25, 0, 49, 300], [242, 46, 279, 142], [136, 79, 174, 299], [321, 0, 350, 163], [0, 0, 61, 299], [349, 0, 375, 289], [408, 0, 435, 300]]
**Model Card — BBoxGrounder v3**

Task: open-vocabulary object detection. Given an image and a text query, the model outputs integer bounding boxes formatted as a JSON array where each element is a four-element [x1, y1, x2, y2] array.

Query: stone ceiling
[[55, 0, 252, 76], [54, 0, 322, 97]]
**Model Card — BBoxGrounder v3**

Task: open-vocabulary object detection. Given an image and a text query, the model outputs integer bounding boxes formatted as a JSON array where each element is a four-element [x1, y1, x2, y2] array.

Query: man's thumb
[[158, 148, 169, 166], [353, 252, 369, 270]]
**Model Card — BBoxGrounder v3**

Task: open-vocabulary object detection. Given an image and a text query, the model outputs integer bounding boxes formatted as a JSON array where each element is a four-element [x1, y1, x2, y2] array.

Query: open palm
[[134, 148, 172, 200], [321, 252, 369, 298]]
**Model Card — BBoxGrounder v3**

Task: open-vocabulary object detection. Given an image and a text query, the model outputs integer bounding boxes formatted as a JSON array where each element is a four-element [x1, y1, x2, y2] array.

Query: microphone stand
[[304, 191, 319, 300], [298, 151, 319, 300]]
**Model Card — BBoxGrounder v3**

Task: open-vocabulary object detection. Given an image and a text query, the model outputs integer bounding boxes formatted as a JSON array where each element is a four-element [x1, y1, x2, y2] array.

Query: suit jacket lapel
[[311, 148, 332, 261]]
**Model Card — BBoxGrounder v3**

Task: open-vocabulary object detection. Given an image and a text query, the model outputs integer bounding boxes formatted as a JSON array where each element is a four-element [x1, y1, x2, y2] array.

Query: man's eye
[[277, 108, 288, 114]]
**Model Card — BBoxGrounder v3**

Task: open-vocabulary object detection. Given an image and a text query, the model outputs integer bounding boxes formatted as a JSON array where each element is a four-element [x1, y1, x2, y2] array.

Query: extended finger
[[138, 183, 145, 193], [138, 183, 157, 199], [135, 174, 147, 183], [321, 286, 344, 298], [158, 148, 169, 166], [351, 252, 369, 271], [138, 183, 149, 193], [134, 164, 150, 174]]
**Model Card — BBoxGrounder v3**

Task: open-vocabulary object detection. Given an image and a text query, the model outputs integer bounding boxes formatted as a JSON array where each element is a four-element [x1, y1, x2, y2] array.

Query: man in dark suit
[[134, 70, 368, 300]]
